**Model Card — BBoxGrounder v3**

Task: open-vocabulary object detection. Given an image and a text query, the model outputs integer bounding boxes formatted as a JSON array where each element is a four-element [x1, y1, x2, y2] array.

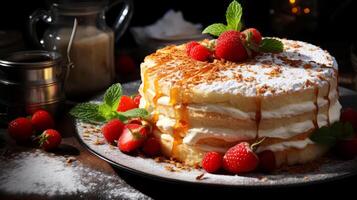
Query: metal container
[[0, 50, 66, 119]]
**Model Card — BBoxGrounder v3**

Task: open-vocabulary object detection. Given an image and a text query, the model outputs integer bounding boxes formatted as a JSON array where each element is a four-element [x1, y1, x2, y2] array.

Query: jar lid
[[0, 50, 63, 69]]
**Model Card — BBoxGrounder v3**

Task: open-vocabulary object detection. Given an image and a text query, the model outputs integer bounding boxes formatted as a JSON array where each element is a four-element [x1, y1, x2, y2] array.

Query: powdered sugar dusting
[[0, 150, 150, 199], [193, 39, 337, 96], [143, 38, 337, 97]]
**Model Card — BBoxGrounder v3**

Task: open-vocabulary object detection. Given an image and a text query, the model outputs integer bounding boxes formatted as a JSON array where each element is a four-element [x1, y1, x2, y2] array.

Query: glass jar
[[28, 0, 133, 100]]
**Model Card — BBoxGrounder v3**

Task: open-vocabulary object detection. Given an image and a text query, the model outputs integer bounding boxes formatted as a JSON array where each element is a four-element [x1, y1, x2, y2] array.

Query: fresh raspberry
[[101, 119, 124, 144], [202, 152, 223, 173], [133, 94, 141, 108], [242, 28, 262, 44], [340, 107, 357, 131], [118, 124, 148, 153], [189, 44, 212, 61], [215, 30, 248, 62], [142, 137, 161, 157], [222, 142, 259, 174], [31, 110, 55, 132], [8, 117, 33, 141], [186, 41, 200, 55], [117, 95, 137, 112], [336, 136, 357, 159], [258, 150, 276, 172]]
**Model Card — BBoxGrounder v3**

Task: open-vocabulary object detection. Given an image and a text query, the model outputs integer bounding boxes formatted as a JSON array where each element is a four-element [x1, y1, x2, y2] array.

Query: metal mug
[[0, 50, 66, 121]]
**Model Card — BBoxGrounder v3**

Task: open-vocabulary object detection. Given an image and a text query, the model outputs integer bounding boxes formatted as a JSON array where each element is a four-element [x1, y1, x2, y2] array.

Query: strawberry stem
[[251, 137, 266, 152]]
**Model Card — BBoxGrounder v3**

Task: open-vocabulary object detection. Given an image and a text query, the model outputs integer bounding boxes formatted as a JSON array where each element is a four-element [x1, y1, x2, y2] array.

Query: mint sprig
[[70, 83, 148, 123], [226, 0, 242, 31], [310, 122, 354, 146], [70, 103, 106, 123], [104, 83, 122, 109], [202, 23, 227, 37], [203, 0, 242, 36], [259, 38, 284, 53]]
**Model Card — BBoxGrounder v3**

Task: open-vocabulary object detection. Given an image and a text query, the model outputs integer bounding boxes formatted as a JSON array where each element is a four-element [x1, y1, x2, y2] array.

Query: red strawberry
[[118, 124, 148, 153], [202, 152, 223, 173], [340, 108, 357, 130], [101, 119, 124, 143], [142, 137, 161, 157], [133, 94, 141, 108], [117, 95, 137, 112], [215, 30, 248, 62], [336, 136, 357, 159], [242, 28, 262, 44], [31, 110, 55, 132], [115, 54, 136, 75], [258, 150, 276, 172], [8, 117, 33, 141], [222, 142, 259, 174], [189, 44, 212, 61], [186, 41, 200, 55], [39, 129, 62, 151]]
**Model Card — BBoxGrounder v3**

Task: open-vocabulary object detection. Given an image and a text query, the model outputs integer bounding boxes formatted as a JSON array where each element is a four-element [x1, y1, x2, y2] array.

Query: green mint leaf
[[70, 103, 106, 123], [310, 122, 355, 146], [310, 126, 336, 146], [113, 112, 128, 122], [98, 104, 114, 120], [202, 23, 227, 37], [259, 38, 284, 53], [120, 108, 149, 118], [226, 0, 242, 31], [336, 122, 354, 140], [104, 83, 123, 110]]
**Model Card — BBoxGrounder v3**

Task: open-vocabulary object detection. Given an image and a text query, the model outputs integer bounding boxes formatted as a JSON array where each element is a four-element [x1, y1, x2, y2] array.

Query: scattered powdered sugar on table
[[0, 150, 150, 199]]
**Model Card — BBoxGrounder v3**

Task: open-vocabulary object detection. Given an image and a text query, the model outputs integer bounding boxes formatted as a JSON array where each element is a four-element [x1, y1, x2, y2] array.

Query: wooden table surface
[[1, 87, 357, 199]]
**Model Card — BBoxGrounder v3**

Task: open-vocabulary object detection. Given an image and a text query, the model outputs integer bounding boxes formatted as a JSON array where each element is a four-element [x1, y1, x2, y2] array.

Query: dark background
[[1, 0, 357, 74]]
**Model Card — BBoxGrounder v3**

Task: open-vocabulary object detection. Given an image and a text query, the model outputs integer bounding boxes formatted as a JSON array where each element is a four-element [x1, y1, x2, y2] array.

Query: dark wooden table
[[1, 97, 357, 200]]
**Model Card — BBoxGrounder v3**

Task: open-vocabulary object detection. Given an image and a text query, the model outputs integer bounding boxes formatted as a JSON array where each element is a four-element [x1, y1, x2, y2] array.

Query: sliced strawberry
[[117, 95, 137, 112], [133, 94, 141, 108], [118, 124, 148, 153], [242, 28, 262, 44], [142, 137, 161, 157], [101, 119, 124, 144], [186, 41, 200, 55]]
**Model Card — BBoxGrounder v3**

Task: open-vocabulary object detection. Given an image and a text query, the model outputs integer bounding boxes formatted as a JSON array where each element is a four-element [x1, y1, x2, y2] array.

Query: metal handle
[[109, 0, 134, 44], [27, 9, 52, 49]]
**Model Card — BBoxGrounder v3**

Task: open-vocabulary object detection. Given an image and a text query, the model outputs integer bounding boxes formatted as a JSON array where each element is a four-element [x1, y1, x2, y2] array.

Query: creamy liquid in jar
[[48, 26, 115, 99]]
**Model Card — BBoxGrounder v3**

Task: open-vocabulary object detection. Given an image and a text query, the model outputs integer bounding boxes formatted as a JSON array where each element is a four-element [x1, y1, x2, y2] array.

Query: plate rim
[[73, 81, 357, 188], [74, 121, 357, 188]]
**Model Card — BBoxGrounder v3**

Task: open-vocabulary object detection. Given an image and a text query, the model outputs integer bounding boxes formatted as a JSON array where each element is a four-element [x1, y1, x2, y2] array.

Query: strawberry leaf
[[259, 38, 284, 53], [226, 0, 242, 31], [202, 23, 227, 37]]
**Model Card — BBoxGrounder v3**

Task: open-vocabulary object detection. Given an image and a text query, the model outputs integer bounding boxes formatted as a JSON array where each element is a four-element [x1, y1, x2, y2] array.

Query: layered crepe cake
[[139, 38, 341, 167]]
